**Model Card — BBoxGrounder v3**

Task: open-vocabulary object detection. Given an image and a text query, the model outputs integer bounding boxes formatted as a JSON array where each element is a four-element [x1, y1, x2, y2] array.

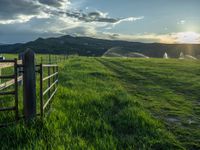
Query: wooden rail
[[0, 51, 60, 127], [0, 63, 13, 69], [0, 76, 22, 90], [0, 59, 20, 123], [0, 60, 22, 69], [39, 64, 58, 117]]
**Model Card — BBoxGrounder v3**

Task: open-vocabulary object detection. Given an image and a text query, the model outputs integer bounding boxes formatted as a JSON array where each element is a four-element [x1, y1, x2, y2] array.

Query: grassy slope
[[0, 57, 199, 149], [97, 58, 200, 149]]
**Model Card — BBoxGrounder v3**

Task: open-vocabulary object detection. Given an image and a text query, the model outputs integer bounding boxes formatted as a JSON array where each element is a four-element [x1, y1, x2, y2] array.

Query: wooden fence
[[0, 50, 60, 127], [39, 64, 58, 117], [0, 59, 22, 125]]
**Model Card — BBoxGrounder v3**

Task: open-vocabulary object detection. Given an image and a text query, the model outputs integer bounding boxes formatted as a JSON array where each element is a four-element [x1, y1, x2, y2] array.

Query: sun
[[176, 32, 200, 44]]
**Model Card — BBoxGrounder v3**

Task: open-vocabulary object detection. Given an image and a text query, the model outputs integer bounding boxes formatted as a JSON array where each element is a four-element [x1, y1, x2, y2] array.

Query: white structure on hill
[[163, 52, 168, 59], [179, 52, 197, 60], [185, 55, 197, 60], [179, 52, 184, 59]]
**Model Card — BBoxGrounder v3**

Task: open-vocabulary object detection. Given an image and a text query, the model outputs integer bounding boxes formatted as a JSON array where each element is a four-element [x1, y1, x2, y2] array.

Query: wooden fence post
[[0, 54, 2, 84], [40, 64, 43, 117], [49, 54, 51, 64], [41, 56, 43, 64], [23, 49, 36, 120], [18, 53, 23, 86], [48, 55, 51, 99], [0, 66, 1, 84], [14, 59, 19, 120]]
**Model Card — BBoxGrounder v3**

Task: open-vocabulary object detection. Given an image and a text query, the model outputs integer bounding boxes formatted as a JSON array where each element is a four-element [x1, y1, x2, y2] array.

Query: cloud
[[0, 0, 71, 24], [63, 10, 143, 24], [38, 0, 65, 7], [0, 0, 143, 43], [95, 32, 200, 44], [177, 20, 186, 25], [0, 0, 40, 20], [0, 0, 142, 29], [173, 32, 200, 44], [0, 0, 142, 25], [113, 16, 144, 26]]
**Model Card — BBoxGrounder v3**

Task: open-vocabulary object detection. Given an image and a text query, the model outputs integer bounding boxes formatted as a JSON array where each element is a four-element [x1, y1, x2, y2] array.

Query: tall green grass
[[97, 58, 200, 149], [0, 57, 199, 149]]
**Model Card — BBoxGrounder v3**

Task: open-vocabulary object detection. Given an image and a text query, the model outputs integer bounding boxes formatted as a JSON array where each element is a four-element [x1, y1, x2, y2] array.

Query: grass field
[[0, 56, 200, 149]]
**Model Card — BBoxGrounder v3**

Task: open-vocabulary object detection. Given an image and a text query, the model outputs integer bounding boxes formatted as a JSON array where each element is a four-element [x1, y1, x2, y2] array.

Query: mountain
[[0, 35, 200, 58]]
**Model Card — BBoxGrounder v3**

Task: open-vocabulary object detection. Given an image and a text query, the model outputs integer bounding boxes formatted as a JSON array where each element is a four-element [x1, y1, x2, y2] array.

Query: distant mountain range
[[0, 35, 200, 58]]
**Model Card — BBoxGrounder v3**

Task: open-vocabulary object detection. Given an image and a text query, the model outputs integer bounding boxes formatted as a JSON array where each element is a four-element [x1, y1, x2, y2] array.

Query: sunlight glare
[[176, 32, 200, 44]]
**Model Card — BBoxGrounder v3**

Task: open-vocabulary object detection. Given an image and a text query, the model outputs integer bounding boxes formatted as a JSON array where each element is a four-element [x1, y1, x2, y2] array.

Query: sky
[[0, 0, 200, 44]]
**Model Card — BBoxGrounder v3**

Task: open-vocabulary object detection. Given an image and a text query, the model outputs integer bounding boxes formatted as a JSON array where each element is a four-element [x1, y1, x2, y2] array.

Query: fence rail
[[0, 60, 22, 69], [0, 59, 21, 125], [0, 76, 22, 90], [39, 64, 58, 117], [0, 51, 61, 127]]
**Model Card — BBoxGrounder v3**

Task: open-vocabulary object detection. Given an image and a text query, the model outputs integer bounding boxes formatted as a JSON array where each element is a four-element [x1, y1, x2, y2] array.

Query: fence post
[[14, 59, 19, 120], [18, 53, 23, 86], [41, 56, 43, 64], [40, 64, 43, 117], [0, 54, 2, 84], [23, 49, 36, 120], [0, 66, 1, 84], [48, 55, 51, 99], [49, 54, 51, 64]]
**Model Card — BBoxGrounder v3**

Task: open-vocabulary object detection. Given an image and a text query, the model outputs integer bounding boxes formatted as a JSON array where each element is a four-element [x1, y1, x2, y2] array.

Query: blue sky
[[0, 0, 200, 44]]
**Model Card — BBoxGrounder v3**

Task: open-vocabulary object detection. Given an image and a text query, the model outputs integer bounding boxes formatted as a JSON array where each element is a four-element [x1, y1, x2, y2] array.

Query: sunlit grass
[[0, 56, 199, 149]]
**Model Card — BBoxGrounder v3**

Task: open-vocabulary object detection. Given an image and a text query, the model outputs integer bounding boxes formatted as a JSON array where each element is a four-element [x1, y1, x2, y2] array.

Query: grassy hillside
[[1, 35, 200, 58], [0, 57, 199, 149]]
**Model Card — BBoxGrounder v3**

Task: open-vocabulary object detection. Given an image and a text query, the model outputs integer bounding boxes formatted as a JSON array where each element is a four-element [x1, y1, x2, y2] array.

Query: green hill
[[0, 57, 199, 149], [1, 35, 200, 58]]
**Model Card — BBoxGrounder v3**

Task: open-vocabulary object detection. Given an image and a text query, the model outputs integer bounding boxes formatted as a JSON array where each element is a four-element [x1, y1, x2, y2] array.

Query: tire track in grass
[[96, 58, 200, 150]]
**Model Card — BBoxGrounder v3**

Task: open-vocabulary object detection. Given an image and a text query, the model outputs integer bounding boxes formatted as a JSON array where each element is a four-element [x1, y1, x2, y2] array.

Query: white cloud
[[113, 16, 144, 26], [177, 20, 186, 25], [93, 32, 200, 44], [173, 32, 200, 44], [0, 15, 35, 24]]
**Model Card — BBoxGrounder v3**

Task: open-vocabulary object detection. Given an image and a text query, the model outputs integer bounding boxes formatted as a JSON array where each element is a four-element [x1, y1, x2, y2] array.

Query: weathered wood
[[39, 63, 58, 117], [43, 87, 58, 110], [40, 64, 43, 117], [42, 64, 58, 67], [43, 79, 58, 96], [0, 76, 22, 90], [41, 57, 43, 64], [23, 49, 36, 120], [53, 66, 56, 91], [42, 72, 58, 81], [14, 59, 19, 120], [56, 66, 58, 87], [18, 53, 23, 86], [49, 54, 51, 64], [17, 60, 22, 65], [48, 64, 51, 99], [0, 63, 13, 69], [48, 55, 51, 99]]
